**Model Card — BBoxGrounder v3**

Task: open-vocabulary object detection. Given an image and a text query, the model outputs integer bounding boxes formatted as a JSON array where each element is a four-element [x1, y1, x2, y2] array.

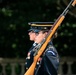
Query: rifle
[[24, 0, 76, 75]]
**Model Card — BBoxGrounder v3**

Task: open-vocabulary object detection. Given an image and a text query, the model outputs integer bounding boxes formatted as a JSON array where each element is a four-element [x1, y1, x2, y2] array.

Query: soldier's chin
[[30, 39, 34, 41]]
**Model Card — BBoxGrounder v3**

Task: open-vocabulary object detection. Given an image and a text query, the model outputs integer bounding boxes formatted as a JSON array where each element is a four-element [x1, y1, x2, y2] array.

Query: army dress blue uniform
[[25, 42, 38, 71], [25, 41, 59, 75]]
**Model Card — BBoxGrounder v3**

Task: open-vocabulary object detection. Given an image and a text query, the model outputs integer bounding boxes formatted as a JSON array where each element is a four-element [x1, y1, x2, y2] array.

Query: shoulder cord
[[45, 45, 59, 58]]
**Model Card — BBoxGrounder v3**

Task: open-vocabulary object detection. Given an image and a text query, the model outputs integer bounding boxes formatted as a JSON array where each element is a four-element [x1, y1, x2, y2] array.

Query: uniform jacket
[[25, 42, 59, 75]]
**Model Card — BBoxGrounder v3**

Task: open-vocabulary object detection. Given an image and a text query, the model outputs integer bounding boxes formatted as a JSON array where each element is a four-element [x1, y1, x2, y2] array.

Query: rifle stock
[[24, 0, 76, 75]]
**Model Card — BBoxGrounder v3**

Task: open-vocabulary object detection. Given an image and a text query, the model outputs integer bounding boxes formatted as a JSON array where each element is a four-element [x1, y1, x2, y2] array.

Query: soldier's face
[[35, 31, 48, 43], [28, 31, 37, 41]]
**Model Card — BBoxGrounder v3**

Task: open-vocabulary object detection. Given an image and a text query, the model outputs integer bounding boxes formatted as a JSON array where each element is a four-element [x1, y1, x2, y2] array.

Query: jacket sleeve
[[43, 46, 59, 75]]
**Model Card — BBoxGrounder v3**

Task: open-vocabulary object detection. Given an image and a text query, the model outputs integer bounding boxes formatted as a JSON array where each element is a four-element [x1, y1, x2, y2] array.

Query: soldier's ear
[[45, 32, 48, 35], [35, 33, 39, 36]]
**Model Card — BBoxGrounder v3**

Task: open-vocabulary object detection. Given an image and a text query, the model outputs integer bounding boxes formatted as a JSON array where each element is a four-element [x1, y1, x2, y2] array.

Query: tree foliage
[[0, 0, 76, 58]]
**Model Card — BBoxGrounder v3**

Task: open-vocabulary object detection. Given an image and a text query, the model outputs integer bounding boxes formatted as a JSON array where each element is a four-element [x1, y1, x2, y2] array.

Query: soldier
[[25, 23, 39, 71], [25, 22, 59, 75]]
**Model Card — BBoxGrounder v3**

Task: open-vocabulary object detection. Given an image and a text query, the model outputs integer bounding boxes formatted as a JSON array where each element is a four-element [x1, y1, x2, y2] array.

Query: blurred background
[[0, 0, 76, 75]]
